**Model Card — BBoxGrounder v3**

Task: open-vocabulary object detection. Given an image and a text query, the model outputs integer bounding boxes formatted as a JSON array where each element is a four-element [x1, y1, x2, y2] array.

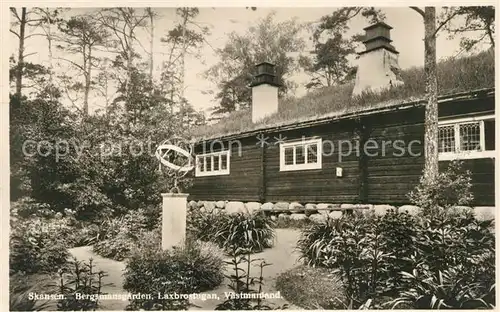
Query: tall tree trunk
[[148, 8, 154, 87], [16, 8, 27, 97], [83, 48, 92, 116], [423, 7, 438, 181]]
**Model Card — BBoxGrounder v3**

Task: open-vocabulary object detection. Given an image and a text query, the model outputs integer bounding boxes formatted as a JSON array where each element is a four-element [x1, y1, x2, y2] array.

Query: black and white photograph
[[4, 3, 498, 311]]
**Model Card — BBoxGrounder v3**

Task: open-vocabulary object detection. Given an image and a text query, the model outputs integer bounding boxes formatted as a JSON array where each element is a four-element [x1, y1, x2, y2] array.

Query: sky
[[9, 7, 490, 115]]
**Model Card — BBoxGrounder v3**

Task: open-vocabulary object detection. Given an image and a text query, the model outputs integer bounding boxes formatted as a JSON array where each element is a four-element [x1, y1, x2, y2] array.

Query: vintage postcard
[[4, 3, 497, 311]]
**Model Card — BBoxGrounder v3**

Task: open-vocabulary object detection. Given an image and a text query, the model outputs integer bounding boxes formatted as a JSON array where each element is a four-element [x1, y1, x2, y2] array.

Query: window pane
[[460, 122, 481, 151], [213, 155, 220, 171], [307, 144, 318, 163], [284, 147, 294, 165], [221, 154, 228, 170], [484, 119, 495, 151], [296, 145, 305, 164], [206, 156, 212, 171], [438, 125, 455, 153], [198, 157, 204, 172]]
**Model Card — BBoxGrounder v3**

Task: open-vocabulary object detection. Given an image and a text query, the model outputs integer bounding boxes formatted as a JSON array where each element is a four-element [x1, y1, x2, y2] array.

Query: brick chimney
[[250, 62, 281, 123], [352, 22, 404, 96]]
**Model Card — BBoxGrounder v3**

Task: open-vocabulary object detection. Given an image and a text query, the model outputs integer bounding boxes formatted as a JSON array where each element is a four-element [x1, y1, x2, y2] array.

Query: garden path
[[69, 228, 302, 311], [189, 228, 302, 310]]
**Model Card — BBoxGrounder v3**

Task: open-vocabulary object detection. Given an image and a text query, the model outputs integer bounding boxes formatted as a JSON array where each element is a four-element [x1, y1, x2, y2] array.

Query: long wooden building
[[188, 22, 496, 206]]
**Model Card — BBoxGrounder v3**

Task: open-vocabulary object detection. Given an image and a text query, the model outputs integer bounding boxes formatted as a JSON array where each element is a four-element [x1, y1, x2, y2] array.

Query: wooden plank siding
[[188, 137, 261, 202], [188, 96, 495, 206], [364, 108, 426, 204]]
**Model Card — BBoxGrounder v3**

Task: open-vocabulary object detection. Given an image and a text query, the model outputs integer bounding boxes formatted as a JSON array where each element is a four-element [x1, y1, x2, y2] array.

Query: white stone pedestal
[[161, 193, 189, 250]]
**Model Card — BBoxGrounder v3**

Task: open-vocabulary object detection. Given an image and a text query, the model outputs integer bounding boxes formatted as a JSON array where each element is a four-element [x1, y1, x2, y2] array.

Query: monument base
[[161, 193, 189, 250]]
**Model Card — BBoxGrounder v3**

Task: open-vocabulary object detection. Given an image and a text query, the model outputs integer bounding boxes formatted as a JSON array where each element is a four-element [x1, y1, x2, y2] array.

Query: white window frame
[[195, 150, 230, 177], [280, 138, 322, 171], [438, 115, 495, 161]]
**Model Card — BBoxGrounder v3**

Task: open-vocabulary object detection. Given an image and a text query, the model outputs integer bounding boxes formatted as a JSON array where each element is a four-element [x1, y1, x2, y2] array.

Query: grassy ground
[[275, 265, 347, 309]]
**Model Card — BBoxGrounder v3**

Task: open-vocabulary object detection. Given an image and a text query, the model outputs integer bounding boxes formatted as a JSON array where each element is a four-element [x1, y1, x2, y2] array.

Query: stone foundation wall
[[188, 200, 495, 222]]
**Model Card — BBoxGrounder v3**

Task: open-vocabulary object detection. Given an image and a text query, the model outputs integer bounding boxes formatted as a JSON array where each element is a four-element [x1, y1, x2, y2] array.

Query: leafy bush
[[408, 160, 474, 212], [297, 209, 495, 309], [123, 239, 225, 310], [188, 208, 276, 253], [10, 217, 70, 275], [93, 208, 160, 260], [187, 207, 227, 242], [389, 266, 495, 309], [93, 232, 138, 261]]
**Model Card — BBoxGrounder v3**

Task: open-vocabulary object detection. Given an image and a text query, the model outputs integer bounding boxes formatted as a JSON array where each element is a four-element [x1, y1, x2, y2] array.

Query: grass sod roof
[[190, 49, 494, 141]]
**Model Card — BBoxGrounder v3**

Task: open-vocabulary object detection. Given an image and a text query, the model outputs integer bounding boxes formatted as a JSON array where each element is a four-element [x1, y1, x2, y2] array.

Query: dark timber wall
[[188, 137, 261, 202], [264, 121, 360, 203], [364, 108, 426, 204], [188, 96, 495, 206]]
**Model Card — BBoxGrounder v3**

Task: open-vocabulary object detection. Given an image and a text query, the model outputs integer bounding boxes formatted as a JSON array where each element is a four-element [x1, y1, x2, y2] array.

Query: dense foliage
[[123, 240, 225, 310], [408, 160, 474, 212], [10, 206, 71, 275], [297, 162, 494, 309], [92, 208, 161, 260], [188, 207, 275, 252]]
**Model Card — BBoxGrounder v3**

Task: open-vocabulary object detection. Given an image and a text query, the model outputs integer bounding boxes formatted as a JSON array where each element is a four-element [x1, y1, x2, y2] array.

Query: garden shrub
[[188, 208, 276, 253], [93, 208, 160, 260], [408, 160, 474, 212], [214, 211, 275, 252], [10, 217, 70, 275], [93, 232, 138, 261], [187, 207, 227, 242], [389, 212, 496, 309], [123, 240, 224, 310], [297, 208, 495, 309]]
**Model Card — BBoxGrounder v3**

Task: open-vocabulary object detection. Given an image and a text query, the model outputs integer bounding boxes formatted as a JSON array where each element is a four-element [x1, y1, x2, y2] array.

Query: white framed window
[[438, 115, 495, 161], [195, 150, 230, 177], [280, 138, 322, 171]]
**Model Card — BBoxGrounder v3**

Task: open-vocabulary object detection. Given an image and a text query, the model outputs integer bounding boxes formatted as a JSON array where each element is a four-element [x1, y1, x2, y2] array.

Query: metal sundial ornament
[[155, 136, 195, 176]]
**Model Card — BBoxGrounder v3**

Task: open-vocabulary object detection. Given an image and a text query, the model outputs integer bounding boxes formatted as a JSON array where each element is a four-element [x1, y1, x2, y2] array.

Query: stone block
[[225, 201, 246, 215], [373, 204, 396, 216], [204, 201, 216, 213], [289, 202, 304, 210], [398, 205, 422, 216], [275, 202, 289, 210], [309, 213, 327, 223], [290, 213, 308, 221], [278, 213, 291, 221], [245, 202, 261, 214], [329, 211, 343, 219], [474, 206, 495, 221], [188, 200, 198, 210], [261, 202, 274, 210]]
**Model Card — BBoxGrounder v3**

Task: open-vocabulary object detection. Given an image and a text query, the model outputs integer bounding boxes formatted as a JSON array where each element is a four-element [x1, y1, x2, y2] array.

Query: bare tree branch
[[10, 29, 20, 38], [410, 6, 425, 18], [55, 57, 86, 71], [434, 11, 460, 36]]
